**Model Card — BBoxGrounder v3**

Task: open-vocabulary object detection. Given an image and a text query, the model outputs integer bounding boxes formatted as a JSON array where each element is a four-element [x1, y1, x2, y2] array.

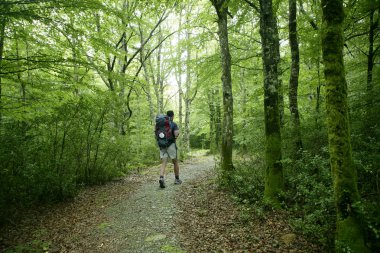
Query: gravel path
[[99, 154, 216, 253]]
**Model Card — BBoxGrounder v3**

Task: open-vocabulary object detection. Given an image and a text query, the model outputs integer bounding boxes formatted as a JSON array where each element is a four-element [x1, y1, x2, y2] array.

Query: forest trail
[[97, 153, 216, 253], [1, 152, 321, 253], [0, 152, 216, 253]]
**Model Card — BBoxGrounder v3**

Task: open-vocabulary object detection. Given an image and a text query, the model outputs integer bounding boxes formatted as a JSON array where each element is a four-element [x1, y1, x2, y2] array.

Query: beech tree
[[258, 0, 284, 205], [288, 0, 303, 154], [321, 0, 368, 251], [211, 0, 234, 183]]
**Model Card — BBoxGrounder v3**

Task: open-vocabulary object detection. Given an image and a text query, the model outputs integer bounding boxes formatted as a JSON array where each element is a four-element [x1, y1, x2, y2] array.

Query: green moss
[[336, 216, 369, 253], [321, 0, 369, 251], [263, 133, 283, 207]]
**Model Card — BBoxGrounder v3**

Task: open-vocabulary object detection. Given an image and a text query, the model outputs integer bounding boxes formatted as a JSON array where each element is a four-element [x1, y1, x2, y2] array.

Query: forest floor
[[0, 151, 322, 253]]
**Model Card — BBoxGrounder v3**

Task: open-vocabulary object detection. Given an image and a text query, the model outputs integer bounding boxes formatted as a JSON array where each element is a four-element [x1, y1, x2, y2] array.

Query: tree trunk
[[157, 26, 164, 113], [259, 0, 284, 206], [177, 9, 183, 129], [366, 4, 378, 95], [366, 4, 379, 125], [288, 0, 303, 155], [211, 0, 234, 183], [183, 26, 192, 154], [321, 0, 368, 251], [0, 12, 6, 126], [208, 87, 222, 154], [208, 89, 216, 153], [139, 25, 155, 123]]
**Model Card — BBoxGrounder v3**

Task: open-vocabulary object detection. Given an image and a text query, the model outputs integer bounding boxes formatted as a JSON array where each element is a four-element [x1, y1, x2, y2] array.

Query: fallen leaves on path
[[0, 174, 147, 253]]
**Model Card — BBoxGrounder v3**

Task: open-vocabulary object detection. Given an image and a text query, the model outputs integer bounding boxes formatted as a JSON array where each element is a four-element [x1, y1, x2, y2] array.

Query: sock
[[160, 176, 164, 179], [175, 175, 179, 180]]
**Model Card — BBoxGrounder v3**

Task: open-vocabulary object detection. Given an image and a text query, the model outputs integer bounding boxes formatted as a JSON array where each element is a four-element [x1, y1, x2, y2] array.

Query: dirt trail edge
[[102, 154, 215, 253]]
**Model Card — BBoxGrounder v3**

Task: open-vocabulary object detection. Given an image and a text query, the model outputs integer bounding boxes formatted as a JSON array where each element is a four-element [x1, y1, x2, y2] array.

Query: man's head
[[167, 110, 174, 119]]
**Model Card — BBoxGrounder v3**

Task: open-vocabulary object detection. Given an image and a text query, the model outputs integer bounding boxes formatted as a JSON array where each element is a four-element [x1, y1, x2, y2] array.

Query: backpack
[[155, 114, 174, 148]]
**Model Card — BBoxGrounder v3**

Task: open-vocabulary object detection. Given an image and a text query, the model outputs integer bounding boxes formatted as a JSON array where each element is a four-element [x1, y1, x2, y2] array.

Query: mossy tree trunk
[[288, 0, 303, 155], [321, 0, 368, 252], [211, 0, 234, 184], [258, 0, 284, 206]]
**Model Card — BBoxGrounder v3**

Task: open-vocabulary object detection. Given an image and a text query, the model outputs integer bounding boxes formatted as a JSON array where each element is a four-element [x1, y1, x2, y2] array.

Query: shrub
[[283, 149, 335, 249]]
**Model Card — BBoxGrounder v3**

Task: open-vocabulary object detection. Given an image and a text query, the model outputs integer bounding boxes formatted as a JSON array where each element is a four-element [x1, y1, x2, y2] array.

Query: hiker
[[155, 110, 182, 188]]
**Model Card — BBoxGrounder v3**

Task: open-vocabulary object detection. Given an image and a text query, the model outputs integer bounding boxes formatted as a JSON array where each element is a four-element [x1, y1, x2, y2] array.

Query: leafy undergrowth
[[175, 171, 323, 253]]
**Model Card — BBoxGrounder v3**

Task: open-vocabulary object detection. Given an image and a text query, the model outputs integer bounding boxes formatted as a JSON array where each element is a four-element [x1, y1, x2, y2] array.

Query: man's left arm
[[173, 122, 179, 139]]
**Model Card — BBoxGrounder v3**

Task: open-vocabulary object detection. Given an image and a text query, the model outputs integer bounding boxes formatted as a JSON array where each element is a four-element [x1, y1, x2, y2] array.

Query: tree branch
[[243, 0, 259, 13]]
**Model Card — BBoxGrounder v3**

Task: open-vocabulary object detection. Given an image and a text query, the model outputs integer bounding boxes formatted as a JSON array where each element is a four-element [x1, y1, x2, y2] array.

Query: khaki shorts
[[160, 143, 177, 160]]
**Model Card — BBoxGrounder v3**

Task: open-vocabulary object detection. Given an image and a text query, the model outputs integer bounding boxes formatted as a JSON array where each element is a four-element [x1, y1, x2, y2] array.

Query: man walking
[[157, 110, 182, 188]]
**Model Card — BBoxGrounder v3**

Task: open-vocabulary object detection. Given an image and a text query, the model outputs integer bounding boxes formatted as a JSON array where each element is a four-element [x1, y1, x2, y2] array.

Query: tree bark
[[321, 0, 368, 251], [208, 87, 222, 154], [176, 9, 183, 129], [183, 25, 192, 154], [366, 4, 379, 123], [288, 0, 303, 155], [259, 0, 284, 206], [0, 11, 6, 125], [211, 0, 234, 183], [139, 25, 155, 123]]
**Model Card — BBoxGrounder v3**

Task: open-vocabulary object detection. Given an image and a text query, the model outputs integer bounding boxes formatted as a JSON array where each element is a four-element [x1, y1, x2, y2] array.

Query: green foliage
[[0, 0, 172, 225], [283, 150, 335, 250], [353, 200, 380, 251], [225, 157, 265, 205]]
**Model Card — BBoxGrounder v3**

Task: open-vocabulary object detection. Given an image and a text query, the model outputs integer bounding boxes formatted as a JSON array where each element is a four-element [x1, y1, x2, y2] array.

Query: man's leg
[[173, 159, 182, 184], [160, 157, 168, 177], [173, 159, 179, 177], [159, 157, 168, 188]]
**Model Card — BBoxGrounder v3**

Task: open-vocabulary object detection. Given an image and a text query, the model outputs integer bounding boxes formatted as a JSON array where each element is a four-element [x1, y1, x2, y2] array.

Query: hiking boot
[[174, 178, 182, 185], [159, 178, 165, 188]]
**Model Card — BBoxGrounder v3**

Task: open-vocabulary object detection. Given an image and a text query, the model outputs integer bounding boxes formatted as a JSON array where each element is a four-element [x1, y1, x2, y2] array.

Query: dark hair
[[167, 110, 174, 117]]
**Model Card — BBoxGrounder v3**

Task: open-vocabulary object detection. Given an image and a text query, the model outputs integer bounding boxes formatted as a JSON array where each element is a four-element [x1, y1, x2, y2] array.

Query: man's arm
[[173, 122, 179, 138], [174, 129, 179, 138]]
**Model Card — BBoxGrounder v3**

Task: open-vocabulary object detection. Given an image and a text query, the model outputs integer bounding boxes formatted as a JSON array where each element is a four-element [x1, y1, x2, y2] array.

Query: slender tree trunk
[[157, 27, 164, 113], [366, 4, 379, 125], [208, 87, 222, 154], [288, 0, 303, 155], [366, 5, 378, 95], [259, 0, 284, 206], [183, 26, 192, 154], [321, 0, 368, 251], [208, 90, 216, 153], [141, 54, 155, 123], [215, 88, 222, 150], [315, 59, 323, 128], [177, 9, 183, 129], [239, 68, 248, 150], [211, 0, 234, 183], [0, 13, 6, 126], [139, 25, 155, 123]]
